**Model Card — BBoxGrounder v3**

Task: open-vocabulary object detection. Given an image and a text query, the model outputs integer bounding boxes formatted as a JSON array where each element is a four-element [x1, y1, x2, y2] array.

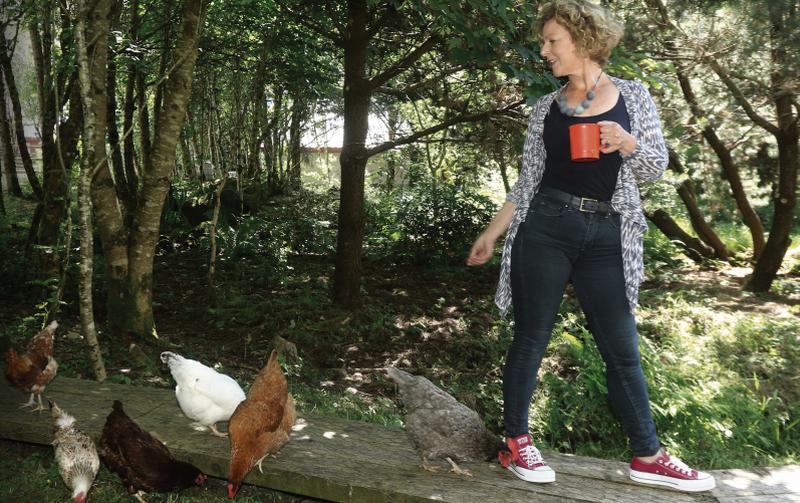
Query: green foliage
[[524, 298, 800, 468], [291, 382, 403, 427], [0, 199, 36, 294], [214, 215, 290, 286], [257, 190, 339, 257], [530, 310, 630, 457], [642, 223, 689, 280], [365, 182, 496, 265]]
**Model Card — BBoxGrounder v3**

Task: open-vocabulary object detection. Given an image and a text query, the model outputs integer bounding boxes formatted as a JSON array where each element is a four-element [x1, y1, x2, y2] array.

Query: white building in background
[[300, 111, 391, 190]]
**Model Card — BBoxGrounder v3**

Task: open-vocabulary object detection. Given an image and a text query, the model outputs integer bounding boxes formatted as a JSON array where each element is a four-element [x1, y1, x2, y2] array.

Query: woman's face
[[539, 19, 583, 77]]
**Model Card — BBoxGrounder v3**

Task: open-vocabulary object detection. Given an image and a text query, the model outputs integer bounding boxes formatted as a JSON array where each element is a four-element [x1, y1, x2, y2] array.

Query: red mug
[[569, 123, 600, 162]]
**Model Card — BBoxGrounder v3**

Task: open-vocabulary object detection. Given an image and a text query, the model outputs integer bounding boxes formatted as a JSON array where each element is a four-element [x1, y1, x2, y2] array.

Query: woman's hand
[[467, 233, 496, 266], [598, 120, 635, 156]]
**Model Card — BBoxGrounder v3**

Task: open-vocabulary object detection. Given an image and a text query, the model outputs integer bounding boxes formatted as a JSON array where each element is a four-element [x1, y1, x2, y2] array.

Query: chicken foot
[[208, 423, 228, 437], [19, 393, 46, 413], [420, 456, 473, 477], [445, 457, 473, 477]]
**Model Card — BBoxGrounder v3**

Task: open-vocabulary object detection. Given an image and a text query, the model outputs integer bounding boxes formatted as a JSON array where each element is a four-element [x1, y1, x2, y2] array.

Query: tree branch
[[366, 1, 403, 38], [363, 99, 524, 158], [368, 35, 438, 90], [376, 64, 465, 99], [277, 1, 344, 47], [707, 59, 780, 136]]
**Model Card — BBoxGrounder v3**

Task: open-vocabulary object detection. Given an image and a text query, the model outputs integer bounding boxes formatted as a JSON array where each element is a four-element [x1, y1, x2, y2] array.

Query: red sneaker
[[630, 450, 715, 492], [499, 433, 555, 483]]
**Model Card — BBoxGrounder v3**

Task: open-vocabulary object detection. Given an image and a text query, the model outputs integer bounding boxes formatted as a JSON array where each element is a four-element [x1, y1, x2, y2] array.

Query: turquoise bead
[[574, 105, 585, 114], [581, 99, 591, 108], [587, 90, 596, 100]]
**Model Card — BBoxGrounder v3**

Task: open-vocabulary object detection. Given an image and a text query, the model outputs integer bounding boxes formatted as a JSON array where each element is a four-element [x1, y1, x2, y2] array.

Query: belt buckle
[[578, 197, 598, 213]]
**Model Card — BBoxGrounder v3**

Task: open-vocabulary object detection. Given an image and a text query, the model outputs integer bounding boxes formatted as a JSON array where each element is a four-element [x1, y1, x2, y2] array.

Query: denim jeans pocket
[[531, 197, 569, 218], [607, 213, 622, 230]]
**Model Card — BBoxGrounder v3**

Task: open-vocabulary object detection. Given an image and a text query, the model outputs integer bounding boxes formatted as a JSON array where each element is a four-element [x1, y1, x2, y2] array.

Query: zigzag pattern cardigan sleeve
[[495, 77, 668, 317]]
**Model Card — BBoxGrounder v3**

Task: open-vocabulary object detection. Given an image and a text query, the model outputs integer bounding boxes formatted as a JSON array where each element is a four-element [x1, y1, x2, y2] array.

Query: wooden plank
[[0, 376, 797, 503]]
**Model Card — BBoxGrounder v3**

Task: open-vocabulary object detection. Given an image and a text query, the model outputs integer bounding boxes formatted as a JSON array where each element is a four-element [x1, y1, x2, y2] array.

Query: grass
[[0, 441, 313, 502]]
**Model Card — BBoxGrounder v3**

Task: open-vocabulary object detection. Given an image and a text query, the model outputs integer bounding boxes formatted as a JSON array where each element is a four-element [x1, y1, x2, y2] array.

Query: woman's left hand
[[598, 120, 635, 156]]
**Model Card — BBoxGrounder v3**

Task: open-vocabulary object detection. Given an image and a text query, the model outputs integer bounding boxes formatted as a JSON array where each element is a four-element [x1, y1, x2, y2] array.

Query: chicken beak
[[227, 482, 240, 499]]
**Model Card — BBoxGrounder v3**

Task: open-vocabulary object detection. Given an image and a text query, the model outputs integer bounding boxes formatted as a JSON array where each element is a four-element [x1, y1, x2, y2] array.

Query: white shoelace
[[664, 454, 693, 475], [519, 444, 544, 467]]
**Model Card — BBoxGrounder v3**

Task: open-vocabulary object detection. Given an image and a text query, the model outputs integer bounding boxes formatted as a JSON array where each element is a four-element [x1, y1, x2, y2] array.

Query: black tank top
[[540, 93, 631, 201]]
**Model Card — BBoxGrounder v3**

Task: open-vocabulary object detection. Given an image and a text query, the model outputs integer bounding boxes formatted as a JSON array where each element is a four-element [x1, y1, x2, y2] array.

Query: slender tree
[[89, 0, 208, 337], [0, 32, 42, 199], [74, 0, 109, 381], [0, 71, 22, 196]]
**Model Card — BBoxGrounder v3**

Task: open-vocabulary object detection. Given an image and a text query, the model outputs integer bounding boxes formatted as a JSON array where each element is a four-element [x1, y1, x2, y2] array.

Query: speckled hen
[[51, 401, 100, 503], [386, 367, 505, 476]]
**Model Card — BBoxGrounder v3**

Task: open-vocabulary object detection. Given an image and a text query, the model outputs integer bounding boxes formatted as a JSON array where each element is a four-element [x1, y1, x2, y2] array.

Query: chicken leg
[[209, 423, 228, 437], [19, 392, 46, 413], [445, 457, 473, 477]]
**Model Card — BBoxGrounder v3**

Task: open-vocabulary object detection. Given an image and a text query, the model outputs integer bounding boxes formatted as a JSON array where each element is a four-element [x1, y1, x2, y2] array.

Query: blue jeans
[[504, 191, 661, 457]]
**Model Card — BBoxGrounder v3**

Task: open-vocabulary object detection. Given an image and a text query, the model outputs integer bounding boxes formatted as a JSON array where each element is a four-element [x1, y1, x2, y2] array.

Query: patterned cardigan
[[495, 76, 668, 316]]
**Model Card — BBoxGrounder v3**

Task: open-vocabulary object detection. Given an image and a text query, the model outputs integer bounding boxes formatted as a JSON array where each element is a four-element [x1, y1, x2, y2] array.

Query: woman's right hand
[[466, 201, 517, 266], [466, 233, 496, 266]]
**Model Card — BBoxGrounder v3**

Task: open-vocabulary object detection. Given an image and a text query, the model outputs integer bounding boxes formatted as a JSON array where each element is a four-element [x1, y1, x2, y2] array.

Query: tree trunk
[[180, 131, 194, 177], [126, 0, 207, 337], [75, 0, 108, 381], [136, 71, 152, 174], [288, 93, 304, 192], [106, 1, 133, 217], [385, 105, 398, 193], [152, 20, 174, 132], [0, 34, 43, 199], [647, 0, 764, 259], [333, 0, 370, 307], [122, 0, 140, 202], [676, 70, 765, 259], [208, 175, 226, 295], [646, 208, 714, 263], [0, 72, 22, 196], [749, 3, 799, 291], [667, 151, 729, 260], [84, 0, 132, 336], [30, 14, 68, 277]]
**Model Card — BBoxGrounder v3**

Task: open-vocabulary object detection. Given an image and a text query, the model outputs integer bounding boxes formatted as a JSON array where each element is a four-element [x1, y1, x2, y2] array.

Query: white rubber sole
[[630, 469, 716, 492], [508, 464, 556, 483]]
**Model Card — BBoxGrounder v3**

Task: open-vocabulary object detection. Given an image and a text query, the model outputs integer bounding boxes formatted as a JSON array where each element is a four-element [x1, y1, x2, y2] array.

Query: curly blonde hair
[[536, 0, 624, 66]]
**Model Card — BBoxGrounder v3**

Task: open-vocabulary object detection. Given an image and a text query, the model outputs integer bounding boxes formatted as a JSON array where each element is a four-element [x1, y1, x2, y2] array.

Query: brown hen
[[227, 350, 296, 499], [4, 320, 58, 412], [99, 400, 206, 502]]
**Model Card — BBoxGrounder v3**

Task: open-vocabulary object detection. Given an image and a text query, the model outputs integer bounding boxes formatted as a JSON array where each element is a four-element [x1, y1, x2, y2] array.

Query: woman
[[467, 0, 715, 493]]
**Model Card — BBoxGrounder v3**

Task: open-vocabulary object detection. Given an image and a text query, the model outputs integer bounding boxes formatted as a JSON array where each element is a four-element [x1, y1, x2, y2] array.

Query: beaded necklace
[[557, 71, 603, 116]]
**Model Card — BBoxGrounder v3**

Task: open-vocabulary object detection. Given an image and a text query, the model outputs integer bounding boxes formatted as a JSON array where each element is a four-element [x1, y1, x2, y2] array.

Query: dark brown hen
[[99, 400, 206, 501]]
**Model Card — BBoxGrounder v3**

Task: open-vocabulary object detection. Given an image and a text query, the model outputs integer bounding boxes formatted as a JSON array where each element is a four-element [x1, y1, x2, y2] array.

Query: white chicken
[[160, 351, 246, 437]]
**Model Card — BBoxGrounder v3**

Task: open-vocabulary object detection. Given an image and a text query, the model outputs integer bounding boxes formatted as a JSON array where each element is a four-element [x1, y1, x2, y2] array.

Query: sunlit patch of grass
[[291, 382, 403, 427]]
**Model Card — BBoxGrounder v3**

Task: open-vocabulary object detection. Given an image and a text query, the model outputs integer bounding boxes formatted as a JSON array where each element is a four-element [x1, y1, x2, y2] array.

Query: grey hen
[[386, 367, 505, 476]]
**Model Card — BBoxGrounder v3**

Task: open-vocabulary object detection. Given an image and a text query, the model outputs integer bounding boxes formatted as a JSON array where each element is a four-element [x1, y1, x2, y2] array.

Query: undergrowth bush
[[365, 182, 496, 264], [525, 295, 800, 468]]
